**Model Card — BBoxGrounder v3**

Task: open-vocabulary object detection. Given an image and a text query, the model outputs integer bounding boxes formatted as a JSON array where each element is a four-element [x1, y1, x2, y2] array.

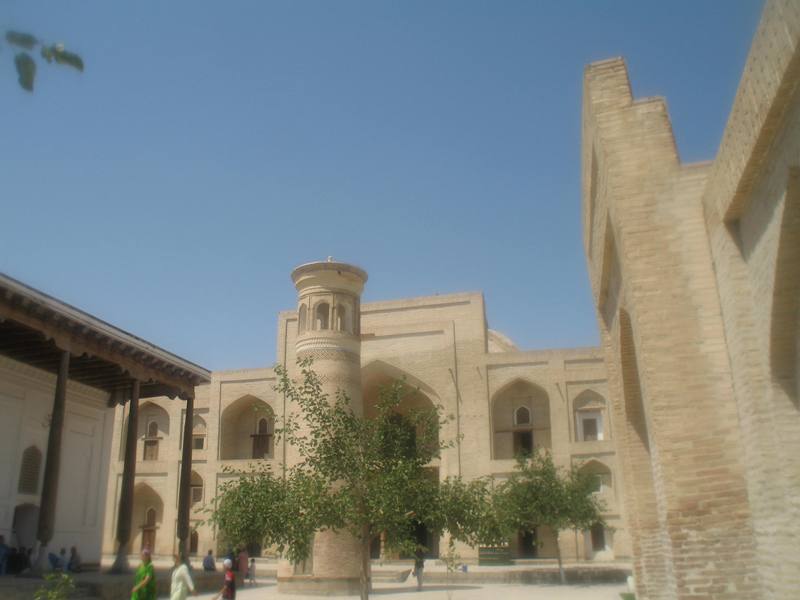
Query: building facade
[[581, 1, 800, 598], [101, 283, 631, 565]]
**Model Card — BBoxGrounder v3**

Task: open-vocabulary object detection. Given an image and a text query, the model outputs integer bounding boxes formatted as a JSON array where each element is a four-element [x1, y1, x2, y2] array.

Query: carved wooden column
[[33, 349, 70, 572], [176, 395, 194, 561], [110, 379, 140, 573]]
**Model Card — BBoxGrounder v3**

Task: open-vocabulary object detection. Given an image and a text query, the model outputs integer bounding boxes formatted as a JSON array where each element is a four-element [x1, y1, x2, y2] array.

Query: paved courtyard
[[195, 580, 628, 600]]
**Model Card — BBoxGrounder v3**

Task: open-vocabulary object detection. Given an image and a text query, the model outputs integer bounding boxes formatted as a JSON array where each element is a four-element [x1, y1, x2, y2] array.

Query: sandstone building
[[0, 273, 209, 569], [581, 1, 799, 598], [100, 269, 630, 570]]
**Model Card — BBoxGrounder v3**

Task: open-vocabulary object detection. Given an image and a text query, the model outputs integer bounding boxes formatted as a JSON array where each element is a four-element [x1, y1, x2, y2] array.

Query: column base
[[278, 575, 364, 595], [108, 549, 131, 574]]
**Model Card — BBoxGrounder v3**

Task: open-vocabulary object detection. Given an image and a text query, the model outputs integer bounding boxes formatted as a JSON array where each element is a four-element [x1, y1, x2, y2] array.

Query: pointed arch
[[361, 360, 440, 450], [220, 395, 275, 459], [314, 302, 330, 330], [491, 378, 551, 459], [17, 445, 42, 495], [574, 389, 607, 441], [578, 459, 613, 494], [132, 482, 164, 554], [190, 470, 204, 507]]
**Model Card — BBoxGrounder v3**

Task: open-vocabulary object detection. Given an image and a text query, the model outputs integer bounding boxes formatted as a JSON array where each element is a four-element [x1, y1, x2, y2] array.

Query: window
[[142, 507, 157, 552], [190, 530, 199, 555], [513, 431, 533, 456], [17, 446, 42, 495], [514, 406, 531, 426], [315, 302, 330, 330], [578, 410, 604, 441], [191, 414, 207, 450], [191, 485, 203, 505], [143, 420, 160, 461], [298, 304, 307, 333], [335, 303, 352, 333], [251, 417, 273, 458], [143, 440, 158, 461], [590, 523, 606, 551]]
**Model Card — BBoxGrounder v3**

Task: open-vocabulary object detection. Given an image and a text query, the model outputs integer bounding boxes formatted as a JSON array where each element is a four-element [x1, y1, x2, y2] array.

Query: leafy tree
[[4, 30, 84, 91], [210, 359, 495, 600], [499, 449, 605, 584], [34, 573, 75, 600]]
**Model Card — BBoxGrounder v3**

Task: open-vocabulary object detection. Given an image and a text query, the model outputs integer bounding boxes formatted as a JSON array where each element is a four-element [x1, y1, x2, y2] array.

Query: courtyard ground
[[195, 580, 628, 600]]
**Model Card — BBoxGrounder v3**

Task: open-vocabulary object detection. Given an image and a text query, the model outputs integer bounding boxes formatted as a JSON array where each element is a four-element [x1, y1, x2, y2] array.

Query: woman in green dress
[[131, 548, 156, 600]]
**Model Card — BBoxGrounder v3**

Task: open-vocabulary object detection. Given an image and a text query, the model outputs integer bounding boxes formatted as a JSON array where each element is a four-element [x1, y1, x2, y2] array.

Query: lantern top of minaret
[[291, 260, 368, 295]]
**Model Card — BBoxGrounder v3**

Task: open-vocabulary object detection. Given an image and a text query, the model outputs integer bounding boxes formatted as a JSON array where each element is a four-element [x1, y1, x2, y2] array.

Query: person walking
[[215, 558, 236, 599], [170, 554, 196, 600], [130, 549, 156, 600], [413, 547, 425, 592], [247, 558, 256, 585]]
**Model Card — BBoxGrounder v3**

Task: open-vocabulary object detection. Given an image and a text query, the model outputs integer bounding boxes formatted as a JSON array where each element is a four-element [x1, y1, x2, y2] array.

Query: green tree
[[4, 30, 84, 91], [34, 573, 76, 600], [500, 449, 605, 584], [210, 359, 495, 600]]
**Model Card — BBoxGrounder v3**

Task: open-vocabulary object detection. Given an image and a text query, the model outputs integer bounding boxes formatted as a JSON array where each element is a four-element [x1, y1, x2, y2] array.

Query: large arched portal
[[361, 362, 440, 558], [492, 379, 551, 459], [220, 395, 275, 460]]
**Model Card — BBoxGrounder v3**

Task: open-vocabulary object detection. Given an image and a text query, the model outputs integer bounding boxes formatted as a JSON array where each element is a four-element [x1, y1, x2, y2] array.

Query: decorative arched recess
[[192, 414, 207, 450], [578, 458, 613, 495], [220, 395, 275, 460], [132, 482, 164, 553], [491, 378, 551, 459], [574, 389, 608, 441], [139, 401, 170, 461], [769, 168, 800, 406], [17, 445, 42, 495], [190, 470, 204, 507], [361, 360, 441, 452]]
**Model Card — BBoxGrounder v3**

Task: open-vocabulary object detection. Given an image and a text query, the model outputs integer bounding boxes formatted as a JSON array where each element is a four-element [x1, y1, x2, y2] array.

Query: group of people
[[48, 546, 82, 573], [0, 535, 82, 576], [131, 547, 257, 600], [0, 536, 32, 575]]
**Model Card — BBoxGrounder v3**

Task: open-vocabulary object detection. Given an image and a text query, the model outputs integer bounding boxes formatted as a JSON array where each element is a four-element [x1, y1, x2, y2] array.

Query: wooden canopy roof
[[0, 272, 210, 402]]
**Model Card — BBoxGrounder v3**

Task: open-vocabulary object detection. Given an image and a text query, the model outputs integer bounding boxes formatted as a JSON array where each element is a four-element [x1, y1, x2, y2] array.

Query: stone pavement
[[196, 580, 628, 600]]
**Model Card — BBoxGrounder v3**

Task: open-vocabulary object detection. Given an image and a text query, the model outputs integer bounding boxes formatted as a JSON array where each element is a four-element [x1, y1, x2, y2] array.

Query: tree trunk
[[556, 537, 566, 585], [360, 525, 371, 600]]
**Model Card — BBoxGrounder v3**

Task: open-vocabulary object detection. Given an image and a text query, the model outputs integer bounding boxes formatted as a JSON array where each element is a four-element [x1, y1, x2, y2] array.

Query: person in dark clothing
[[413, 547, 425, 591]]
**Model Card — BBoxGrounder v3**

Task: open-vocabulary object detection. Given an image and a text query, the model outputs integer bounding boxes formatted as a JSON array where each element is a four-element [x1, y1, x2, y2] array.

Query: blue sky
[[1, 1, 763, 370]]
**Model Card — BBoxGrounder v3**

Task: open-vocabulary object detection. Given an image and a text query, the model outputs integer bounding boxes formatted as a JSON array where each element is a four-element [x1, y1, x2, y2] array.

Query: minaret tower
[[282, 258, 368, 593]]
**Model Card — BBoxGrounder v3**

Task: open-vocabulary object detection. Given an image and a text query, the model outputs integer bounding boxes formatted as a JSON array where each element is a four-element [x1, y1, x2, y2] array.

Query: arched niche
[[361, 361, 440, 451], [17, 445, 42, 495], [220, 395, 275, 459], [492, 379, 551, 459], [192, 414, 207, 450], [578, 459, 613, 495], [314, 302, 330, 330], [139, 402, 170, 461], [190, 470, 204, 507], [574, 389, 607, 441], [132, 482, 164, 554]]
